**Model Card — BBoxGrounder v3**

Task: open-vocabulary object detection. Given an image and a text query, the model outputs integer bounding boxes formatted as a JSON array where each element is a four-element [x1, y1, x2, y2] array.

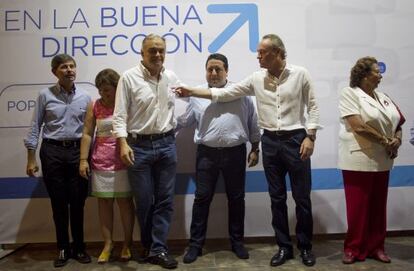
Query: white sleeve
[[211, 74, 255, 103], [112, 74, 130, 138], [339, 87, 360, 118]]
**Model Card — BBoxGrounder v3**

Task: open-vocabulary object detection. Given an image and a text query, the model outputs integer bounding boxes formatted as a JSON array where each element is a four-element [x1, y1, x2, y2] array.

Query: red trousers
[[342, 170, 389, 260]]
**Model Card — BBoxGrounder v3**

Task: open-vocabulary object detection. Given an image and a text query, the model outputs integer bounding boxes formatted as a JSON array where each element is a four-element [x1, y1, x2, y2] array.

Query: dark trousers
[[189, 143, 247, 249], [262, 129, 313, 251], [127, 134, 177, 256], [40, 141, 88, 252], [343, 170, 389, 260]]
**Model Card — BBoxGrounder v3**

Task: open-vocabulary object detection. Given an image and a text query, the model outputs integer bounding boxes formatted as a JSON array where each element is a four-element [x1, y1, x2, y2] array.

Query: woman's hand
[[79, 159, 90, 179], [386, 137, 402, 159]]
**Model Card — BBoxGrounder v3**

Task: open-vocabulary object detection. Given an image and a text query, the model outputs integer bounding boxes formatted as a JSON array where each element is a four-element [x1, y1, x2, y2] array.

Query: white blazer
[[338, 87, 402, 171]]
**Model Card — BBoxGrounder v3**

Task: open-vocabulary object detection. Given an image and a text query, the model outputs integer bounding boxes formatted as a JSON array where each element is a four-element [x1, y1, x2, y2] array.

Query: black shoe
[[137, 248, 150, 263], [72, 250, 91, 264], [183, 246, 202, 264], [147, 252, 178, 269], [300, 249, 316, 266], [270, 247, 294, 266], [53, 249, 70, 268], [232, 244, 249, 259]]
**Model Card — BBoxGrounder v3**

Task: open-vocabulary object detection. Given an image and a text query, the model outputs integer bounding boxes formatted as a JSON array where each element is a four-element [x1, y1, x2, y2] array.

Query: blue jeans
[[189, 144, 247, 249], [262, 129, 313, 251], [127, 134, 177, 255]]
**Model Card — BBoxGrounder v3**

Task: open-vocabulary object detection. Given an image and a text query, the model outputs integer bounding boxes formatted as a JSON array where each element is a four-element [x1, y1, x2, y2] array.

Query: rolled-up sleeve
[[211, 75, 255, 103], [303, 70, 322, 130], [24, 93, 45, 150], [113, 75, 130, 138]]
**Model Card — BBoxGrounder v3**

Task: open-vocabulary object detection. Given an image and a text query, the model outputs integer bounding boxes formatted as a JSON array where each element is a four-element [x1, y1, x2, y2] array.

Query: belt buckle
[[62, 140, 72, 147]]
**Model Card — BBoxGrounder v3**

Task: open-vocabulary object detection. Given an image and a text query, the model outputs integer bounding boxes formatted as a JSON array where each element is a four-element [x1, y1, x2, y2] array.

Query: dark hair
[[51, 54, 76, 72], [95, 68, 120, 89], [350, 56, 378, 88], [262, 34, 287, 60], [205, 53, 228, 71]]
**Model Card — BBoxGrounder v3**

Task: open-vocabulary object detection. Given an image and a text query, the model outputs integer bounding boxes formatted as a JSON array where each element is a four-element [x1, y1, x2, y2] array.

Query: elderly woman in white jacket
[[338, 56, 405, 265]]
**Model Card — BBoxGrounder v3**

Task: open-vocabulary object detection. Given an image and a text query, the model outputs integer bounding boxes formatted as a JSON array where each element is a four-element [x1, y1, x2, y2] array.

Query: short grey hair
[[142, 34, 166, 48], [262, 34, 286, 59]]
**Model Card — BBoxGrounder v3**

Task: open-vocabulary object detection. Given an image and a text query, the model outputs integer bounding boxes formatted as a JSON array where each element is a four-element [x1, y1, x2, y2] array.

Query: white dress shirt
[[113, 62, 181, 137], [210, 64, 321, 132], [177, 82, 261, 148]]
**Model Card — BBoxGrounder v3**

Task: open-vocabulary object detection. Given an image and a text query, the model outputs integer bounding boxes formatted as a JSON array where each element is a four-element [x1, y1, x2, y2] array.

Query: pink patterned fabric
[[90, 100, 126, 171]]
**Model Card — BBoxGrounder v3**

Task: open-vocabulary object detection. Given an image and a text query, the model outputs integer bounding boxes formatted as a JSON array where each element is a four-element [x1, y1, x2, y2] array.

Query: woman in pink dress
[[79, 69, 134, 263]]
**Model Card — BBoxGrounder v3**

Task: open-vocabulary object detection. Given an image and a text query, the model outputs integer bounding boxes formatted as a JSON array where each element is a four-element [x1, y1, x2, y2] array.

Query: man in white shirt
[[177, 53, 261, 263], [113, 34, 180, 269], [175, 34, 321, 267]]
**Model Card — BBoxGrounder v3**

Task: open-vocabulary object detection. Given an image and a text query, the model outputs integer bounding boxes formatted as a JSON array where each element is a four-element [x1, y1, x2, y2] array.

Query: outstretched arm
[[174, 86, 212, 99]]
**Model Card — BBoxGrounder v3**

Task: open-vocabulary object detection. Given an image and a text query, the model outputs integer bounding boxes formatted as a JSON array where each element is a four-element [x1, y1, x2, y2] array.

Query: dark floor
[[1, 235, 413, 270]]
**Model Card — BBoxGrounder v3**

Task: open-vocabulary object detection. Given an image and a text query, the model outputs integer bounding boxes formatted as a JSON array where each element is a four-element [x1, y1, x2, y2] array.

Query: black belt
[[43, 138, 81, 148], [263, 128, 305, 138], [199, 143, 245, 151], [128, 130, 174, 141]]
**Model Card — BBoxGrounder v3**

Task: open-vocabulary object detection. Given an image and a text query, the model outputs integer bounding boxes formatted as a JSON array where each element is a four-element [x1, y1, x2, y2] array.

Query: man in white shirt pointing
[[175, 34, 321, 267]]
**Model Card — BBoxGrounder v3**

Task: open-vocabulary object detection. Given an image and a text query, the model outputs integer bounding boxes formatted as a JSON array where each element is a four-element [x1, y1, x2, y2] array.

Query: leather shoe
[[300, 249, 316, 266], [232, 244, 249, 259], [183, 246, 202, 264], [53, 249, 70, 268], [371, 250, 391, 263], [147, 252, 178, 269], [72, 251, 91, 264], [342, 251, 356, 264], [270, 247, 293, 266]]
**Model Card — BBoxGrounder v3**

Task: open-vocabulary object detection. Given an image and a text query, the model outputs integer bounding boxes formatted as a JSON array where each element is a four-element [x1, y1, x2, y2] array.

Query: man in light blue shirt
[[178, 53, 260, 264], [24, 54, 91, 268]]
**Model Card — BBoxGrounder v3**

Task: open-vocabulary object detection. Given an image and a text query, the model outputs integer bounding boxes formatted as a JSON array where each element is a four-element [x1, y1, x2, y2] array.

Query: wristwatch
[[306, 134, 316, 142]]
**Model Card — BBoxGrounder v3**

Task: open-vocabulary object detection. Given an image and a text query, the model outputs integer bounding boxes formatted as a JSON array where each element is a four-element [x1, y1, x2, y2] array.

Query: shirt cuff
[[113, 130, 128, 138], [307, 123, 323, 130], [210, 88, 220, 103]]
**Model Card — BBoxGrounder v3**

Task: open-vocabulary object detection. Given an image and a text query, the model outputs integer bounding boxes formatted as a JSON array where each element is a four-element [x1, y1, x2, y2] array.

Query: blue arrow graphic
[[207, 4, 259, 53]]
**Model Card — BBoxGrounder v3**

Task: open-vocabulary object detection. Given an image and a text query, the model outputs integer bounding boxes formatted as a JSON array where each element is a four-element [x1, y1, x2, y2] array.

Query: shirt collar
[[208, 80, 229, 88], [56, 83, 76, 94], [267, 63, 292, 81]]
